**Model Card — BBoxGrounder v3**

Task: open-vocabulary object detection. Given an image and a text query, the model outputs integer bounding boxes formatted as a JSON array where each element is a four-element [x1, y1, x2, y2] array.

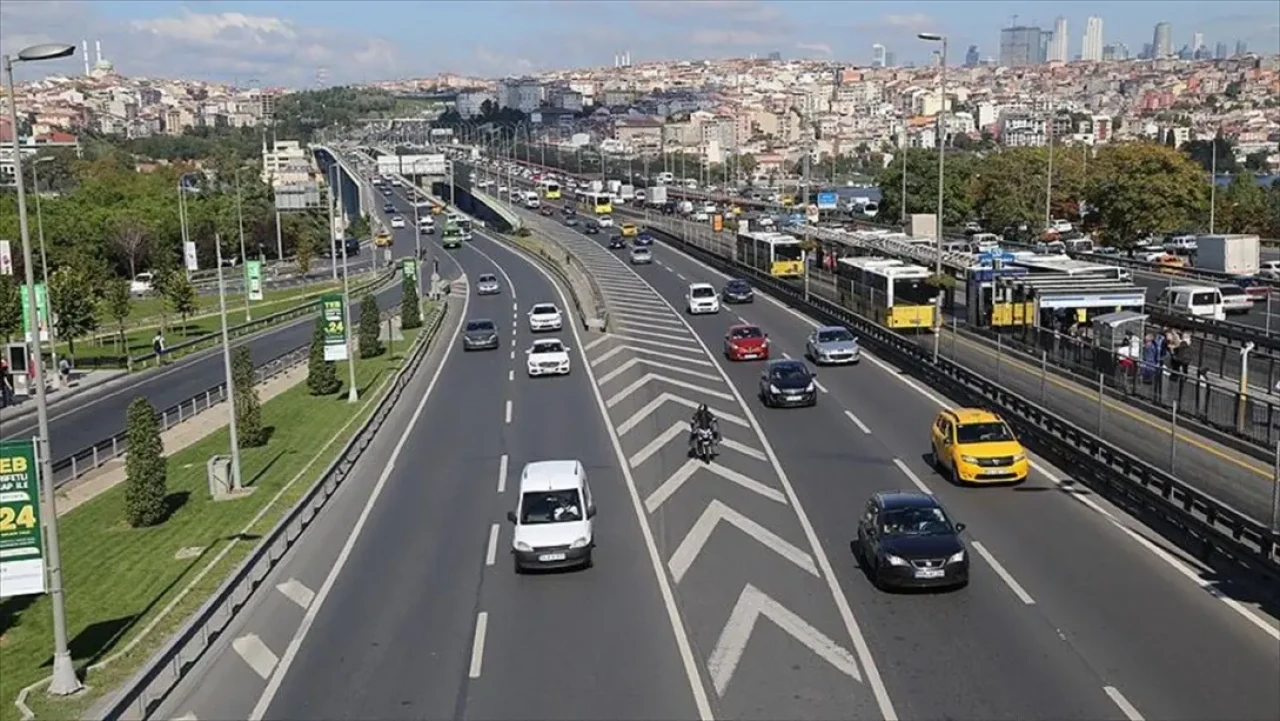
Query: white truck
[[647, 186, 668, 206], [589, 179, 604, 193], [1195, 234, 1260, 275], [619, 184, 636, 202]]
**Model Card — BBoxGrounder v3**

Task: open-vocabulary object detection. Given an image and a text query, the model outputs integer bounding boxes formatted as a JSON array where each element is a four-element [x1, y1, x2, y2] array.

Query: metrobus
[[543, 180, 561, 200], [445, 213, 474, 241], [835, 256, 937, 330], [584, 191, 612, 214], [736, 230, 804, 278], [442, 218, 464, 249]]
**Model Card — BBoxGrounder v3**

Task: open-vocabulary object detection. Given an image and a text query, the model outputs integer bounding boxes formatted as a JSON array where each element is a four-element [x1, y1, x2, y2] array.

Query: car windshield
[[727, 280, 749, 291], [691, 287, 716, 298], [881, 506, 953, 537], [479, 275, 497, 284], [1219, 285, 1245, 296], [955, 421, 1015, 444], [770, 363, 810, 382], [531, 341, 564, 354], [817, 329, 855, 343], [466, 321, 495, 332], [531, 305, 558, 315], [519, 489, 583, 524], [731, 326, 764, 339], [632, 248, 649, 255]]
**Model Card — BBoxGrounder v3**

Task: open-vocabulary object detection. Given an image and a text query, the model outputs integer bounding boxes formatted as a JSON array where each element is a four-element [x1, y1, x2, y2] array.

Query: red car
[[1231, 276, 1274, 302], [724, 324, 770, 361]]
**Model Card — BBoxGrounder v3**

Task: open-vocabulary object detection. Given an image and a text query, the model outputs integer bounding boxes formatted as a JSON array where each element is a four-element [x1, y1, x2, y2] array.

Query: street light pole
[[213, 234, 244, 490], [177, 177, 191, 280], [327, 163, 339, 282], [235, 169, 251, 322], [31, 157, 60, 388], [341, 220, 359, 404], [1045, 93, 1055, 227], [919, 32, 948, 363], [4, 42, 83, 698]]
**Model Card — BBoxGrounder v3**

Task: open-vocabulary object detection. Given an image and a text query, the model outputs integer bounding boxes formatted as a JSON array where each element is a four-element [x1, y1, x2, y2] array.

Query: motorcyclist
[[689, 403, 721, 450]]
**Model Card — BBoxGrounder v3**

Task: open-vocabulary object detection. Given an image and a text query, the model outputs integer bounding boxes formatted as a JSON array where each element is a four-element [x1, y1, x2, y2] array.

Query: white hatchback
[[389, 216, 405, 229], [526, 338, 571, 376], [528, 302, 564, 331], [686, 283, 720, 314]]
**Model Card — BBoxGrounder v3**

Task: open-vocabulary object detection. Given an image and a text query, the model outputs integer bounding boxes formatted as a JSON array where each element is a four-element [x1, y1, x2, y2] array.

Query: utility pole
[[235, 169, 251, 322], [213, 234, 244, 491], [328, 163, 338, 282], [1209, 136, 1217, 233], [1045, 93, 1055, 227]]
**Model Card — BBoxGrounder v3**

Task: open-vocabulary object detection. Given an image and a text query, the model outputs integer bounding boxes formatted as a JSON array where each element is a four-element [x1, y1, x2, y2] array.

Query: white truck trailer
[[1196, 234, 1260, 275]]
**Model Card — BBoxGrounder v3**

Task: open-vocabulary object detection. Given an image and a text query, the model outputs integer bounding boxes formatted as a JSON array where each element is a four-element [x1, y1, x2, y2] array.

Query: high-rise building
[[1152, 22, 1172, 58], [1235, 40, 1247, 56], [1215, 41, 1228, 59], [871, 44, 886, 67], [1082, 16, 1104, 61], [1192, 32, 1204, 53], [1048, 17, 1068, 62], [884, 51, 896, 67], [1000, 25, 1044, 66], [965, 45, 980, 67]]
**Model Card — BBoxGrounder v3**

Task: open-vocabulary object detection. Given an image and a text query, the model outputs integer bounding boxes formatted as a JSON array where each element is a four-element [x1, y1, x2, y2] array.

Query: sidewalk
[[53, 362, 309, 515], [0, 370, 129, 425]]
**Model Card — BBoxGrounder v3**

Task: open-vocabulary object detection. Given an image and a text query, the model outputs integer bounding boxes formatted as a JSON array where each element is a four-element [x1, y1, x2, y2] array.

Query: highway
[[8, 185, 413, 476]]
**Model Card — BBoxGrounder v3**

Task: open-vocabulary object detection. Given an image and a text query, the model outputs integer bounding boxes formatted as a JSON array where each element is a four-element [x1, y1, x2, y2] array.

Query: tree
[[306, 316, 341, 395], [872, 148, 975, 227], [969, 146, 1086, 232], [1180, 137, 1237, 174], [358, 292, 384, 358], [161, 271, 198, 333], [1084, 143, 1209, 245], [1244, 150, 1271, 173], [400, 274, 422, 330], [295, 230, 315, 276], [0, 276, 21, 343], [1216, 174, 1273, 234], [348, 213, 371, 240], [231, 345, 268, 447], [102, 277, 132, 352], [123, 396, 167, 527], [110, 213, 149, 277], [738, 154, 758, 177], [48, 263, 101, 356]]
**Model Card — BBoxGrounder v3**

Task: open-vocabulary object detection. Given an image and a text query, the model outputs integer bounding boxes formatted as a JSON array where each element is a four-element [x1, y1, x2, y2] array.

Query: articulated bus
[[584, 191, 613, 214], [543, 180, 561, 200], [835, 256, 937, 331], [736, 230, 805, 278], [445, 213, 474, 241]]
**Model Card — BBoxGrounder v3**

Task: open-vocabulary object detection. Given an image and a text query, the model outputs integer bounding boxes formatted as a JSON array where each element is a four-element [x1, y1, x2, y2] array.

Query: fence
[[636, 218, 1280, 579], [96, 302, 449, 721]]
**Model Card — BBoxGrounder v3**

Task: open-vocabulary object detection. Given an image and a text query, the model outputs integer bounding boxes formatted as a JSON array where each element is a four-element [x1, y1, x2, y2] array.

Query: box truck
[[1196, 234, 1259, 275]]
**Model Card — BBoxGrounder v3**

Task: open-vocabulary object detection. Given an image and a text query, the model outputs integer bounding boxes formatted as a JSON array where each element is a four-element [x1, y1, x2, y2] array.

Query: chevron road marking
[[603, 289, 671, 305], [591, 343, 714, 369], [627, 422, 767, 468], [612, 305, 689, 321], [173, 714, 197, 720], [615, 392, 750, 435], [594, 335, 709, 358], [613, 312, 689, 329], [598, 357, 722, 386], [607, 373, 735, 408], [582, 333, 615, 353], [275, 579, 315, 609], [646, 459, 787, 512], [622, 327, 701, 344], [707, 584, 861, 696], [233, 634, 280, 680], [668, 499, 818, 583]]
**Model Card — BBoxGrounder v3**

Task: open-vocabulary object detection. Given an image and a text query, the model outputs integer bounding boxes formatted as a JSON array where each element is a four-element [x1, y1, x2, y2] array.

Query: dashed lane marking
[[233, 634, 279, 680], [844, 409, 872, 434], [275, 579, 315, 610]]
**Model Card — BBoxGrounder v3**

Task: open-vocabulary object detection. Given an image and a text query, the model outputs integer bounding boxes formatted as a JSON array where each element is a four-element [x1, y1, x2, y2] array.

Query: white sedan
[[389, 216, 405, 229], [526, 338, 572, 377], [527, 302, 564, 332]]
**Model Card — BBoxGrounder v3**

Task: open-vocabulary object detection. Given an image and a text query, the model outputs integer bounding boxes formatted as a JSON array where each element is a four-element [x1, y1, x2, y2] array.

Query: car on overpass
[[476, 274, 501, 295], [854, 491, 969, 590], [507, 460, 595, 572], [758, 359, 817, 407], [608, 235, 626, 250], [461, 319, 500, 351], [929, 408, 1029, 485], [389, 216, 405, 229], [527, 303, 564, 332], [723, 324, 769, 361], [525, 338, 572, 377]]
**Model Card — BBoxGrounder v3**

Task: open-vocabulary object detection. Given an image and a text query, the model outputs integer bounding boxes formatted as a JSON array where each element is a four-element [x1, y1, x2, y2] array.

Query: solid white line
[[891, 458, 932, 494], [971, 541, 1036, 605], [1104, 686, 1146, 721], [247, 284, 471, 721], [468, 612, 489, 679], [844, 409, 872, 434], [485, 524, 500, 566], [505, 399, 512, 424], [508, 369, 513, 381], [497, 453, 508, 493]]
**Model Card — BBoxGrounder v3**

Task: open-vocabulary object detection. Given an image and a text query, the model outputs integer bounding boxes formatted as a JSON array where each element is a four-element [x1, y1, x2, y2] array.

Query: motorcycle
[[691, 425, 716, 462]]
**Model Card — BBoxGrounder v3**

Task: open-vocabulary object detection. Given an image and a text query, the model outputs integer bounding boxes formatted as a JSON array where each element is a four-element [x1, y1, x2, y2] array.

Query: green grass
[[114, 281, 342, 328], [0, 305, 441, 721]]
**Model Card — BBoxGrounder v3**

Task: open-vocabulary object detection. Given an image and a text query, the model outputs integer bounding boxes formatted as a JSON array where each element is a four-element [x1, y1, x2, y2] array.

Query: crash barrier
[[95, 302, 450, 721], [638, 221, 1280, 582], [51, 307, 402, 489], [489, 226, 609, 333]]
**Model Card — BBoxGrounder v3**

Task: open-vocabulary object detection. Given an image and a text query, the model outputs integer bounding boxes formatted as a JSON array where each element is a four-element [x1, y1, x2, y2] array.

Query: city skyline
[[0, 0, 1276, 86]]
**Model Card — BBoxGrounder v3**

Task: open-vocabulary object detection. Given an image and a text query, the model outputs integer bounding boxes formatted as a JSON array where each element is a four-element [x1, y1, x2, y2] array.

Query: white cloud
[[796, 42, 833, 56], [0, 2, 401, 87], [689, 29, 774, 47]]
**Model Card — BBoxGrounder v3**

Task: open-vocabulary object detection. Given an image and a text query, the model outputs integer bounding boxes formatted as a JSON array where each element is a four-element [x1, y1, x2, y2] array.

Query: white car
[[528, 302, 564, 331], [526, 338, 572, 376], [686, 283, 720, 314], [597, 215, 614, 228], [129, 272, 154, 296], [389, 216, 405, 229], [507, 460, 595, 572]]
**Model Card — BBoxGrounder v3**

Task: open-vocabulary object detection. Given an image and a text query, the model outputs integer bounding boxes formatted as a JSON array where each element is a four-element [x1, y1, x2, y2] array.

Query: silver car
[[630, 247, 653, 265], [476, 273, 501, 295], [805, 325, 860, 365], [462, 318, 500, 351]]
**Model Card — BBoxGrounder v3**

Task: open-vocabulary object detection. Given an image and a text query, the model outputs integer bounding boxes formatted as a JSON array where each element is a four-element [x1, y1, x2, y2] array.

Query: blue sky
[[1, 0, 1277, 87]]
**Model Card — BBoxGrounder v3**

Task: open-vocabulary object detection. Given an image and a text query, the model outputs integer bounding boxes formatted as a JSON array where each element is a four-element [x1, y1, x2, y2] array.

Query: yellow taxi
[[431, 204, 443, 215], [1153, 254, 1186, 273], [930, 408, 1029, 484], [620, 223, 638, 237], [373, 232, 393, 248]]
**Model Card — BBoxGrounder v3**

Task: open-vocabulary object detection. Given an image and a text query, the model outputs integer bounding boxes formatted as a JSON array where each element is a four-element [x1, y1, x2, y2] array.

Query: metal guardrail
[[51, 306, 402, 488], [95, 301, 449, 721], [636, 216, 1280, 581]]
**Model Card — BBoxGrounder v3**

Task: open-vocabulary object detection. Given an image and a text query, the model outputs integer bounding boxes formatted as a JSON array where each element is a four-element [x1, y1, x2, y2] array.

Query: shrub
[[400, 274, 422, 330], [232, 346, 267, 447], [123, 397, 167, 527], [307, 316, 341, 395], [358, 292, 384, 358]]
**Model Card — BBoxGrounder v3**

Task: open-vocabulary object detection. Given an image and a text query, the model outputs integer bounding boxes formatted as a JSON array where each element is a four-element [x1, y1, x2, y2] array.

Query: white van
[[1156, 284, 1225, 321], [507, 460, 595, 572]]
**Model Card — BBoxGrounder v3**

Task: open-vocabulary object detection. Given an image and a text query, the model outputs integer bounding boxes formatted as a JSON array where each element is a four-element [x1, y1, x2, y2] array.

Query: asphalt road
[[502, 195, 1280, 721], [11, 182, 414, 474], [1130, 268, 1280, 337]]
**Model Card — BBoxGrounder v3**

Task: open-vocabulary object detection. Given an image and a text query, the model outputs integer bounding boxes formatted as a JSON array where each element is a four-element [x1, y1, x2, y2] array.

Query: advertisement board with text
[[0, 439, 46, 598], [321, 293, 349, 361]]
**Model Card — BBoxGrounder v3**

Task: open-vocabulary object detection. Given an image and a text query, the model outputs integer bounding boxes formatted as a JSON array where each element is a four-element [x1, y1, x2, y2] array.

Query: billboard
[[377, 154, 446, 176], [816, 191, 839, 210]]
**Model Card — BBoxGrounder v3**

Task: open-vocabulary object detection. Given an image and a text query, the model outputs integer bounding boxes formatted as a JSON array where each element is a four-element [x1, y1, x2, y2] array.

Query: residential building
[[1082, 17, 1104, 62], [1048, 17, 1068, 63]]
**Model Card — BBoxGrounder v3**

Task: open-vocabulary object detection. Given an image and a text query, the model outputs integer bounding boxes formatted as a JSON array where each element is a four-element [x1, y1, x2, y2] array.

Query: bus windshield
[[892, 277, 934, 305], [773, 244, 803, 262]]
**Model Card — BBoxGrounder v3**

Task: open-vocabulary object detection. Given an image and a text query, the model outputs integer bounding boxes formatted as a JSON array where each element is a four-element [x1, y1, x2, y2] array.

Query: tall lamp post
[[919, 31, 948, 362], [212, 233, 244, 490], [31, 156, 60, 388], [4, 41, 83, 697], [234, 167, 251, 322]]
